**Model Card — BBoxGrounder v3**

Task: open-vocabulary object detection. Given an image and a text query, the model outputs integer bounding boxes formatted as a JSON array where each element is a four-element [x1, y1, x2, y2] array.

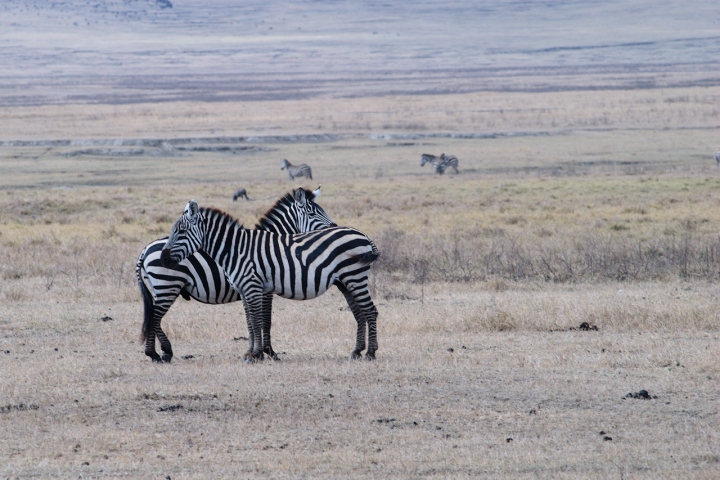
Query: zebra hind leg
[[155, 327, 174, 363], [140, 278, 163, 362], [334, 281, 367, 360]]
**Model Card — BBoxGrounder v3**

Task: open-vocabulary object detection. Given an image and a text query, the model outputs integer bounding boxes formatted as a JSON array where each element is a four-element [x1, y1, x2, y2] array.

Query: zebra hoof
[[161, 353, 172, 363], [350, 351, 362, 360], [365, 353, 376, 361], [147, 352, 162, 362]]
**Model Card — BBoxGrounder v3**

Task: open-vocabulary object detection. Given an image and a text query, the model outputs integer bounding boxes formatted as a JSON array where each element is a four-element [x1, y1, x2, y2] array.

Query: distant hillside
[[1, 0, 719, 106]]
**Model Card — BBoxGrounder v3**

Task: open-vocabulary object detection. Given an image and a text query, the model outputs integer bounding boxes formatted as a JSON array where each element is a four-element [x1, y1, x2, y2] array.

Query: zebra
[[281, 159, 313, 180], [160, 200, 380, 362], [440, 153, 459, 174], [715, 150, 720, 167], [232, 188, 249, 201], [136, 186, 335, 363], [421, 153, 448, 175]]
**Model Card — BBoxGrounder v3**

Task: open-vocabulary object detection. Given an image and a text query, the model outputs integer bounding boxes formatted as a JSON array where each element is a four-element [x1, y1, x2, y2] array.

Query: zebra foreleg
[[261, 292, 278, 360], [334, 281, 367, 360], [241, 295, 265, 362]]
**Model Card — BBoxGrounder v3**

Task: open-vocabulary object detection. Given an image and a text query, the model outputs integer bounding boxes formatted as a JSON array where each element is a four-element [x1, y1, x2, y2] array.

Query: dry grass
[[1, 86, 720, 477]]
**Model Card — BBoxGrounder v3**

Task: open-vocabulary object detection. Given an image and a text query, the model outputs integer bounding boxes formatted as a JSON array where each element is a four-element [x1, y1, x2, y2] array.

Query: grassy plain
[[1, 87, 720, 477]]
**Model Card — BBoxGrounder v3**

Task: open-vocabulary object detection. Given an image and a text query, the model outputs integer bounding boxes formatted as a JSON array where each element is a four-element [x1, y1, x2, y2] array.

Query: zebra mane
[[254, 189, 315, 230], [199, 206, 244, 230]]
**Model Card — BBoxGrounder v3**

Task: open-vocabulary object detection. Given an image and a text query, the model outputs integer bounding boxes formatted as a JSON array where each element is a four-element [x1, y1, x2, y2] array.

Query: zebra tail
[[355, 241, 381, 266], [139, 276, 155, 342]]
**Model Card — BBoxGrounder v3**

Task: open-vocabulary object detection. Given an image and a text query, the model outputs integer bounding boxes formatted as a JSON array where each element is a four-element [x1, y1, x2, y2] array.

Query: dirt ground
[[1, 82, 720, 477]]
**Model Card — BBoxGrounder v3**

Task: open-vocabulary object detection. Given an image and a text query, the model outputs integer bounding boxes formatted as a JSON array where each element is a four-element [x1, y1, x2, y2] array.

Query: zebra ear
[[293, 188, 307, 206], [312, 184, 322, 201], [184, 200, 199, 223]]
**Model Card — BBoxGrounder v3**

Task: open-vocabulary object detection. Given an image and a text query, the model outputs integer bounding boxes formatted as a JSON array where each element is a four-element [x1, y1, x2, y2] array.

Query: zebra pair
[[138, 187, 380, 362], [421, 153, 459, 174], [159, 201, 380, 362], [281, 159, 313, 180]]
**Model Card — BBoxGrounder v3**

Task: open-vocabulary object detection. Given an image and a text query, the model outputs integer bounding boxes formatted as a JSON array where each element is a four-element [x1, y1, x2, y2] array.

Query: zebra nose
[[160, 249, 175, 268]]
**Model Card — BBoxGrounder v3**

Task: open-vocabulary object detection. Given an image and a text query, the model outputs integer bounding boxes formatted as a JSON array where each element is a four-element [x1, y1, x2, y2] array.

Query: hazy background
[[1, 0, 719, 106]]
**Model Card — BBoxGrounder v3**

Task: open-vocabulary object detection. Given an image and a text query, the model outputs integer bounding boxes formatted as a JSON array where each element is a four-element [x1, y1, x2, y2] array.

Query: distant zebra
[[160, 201, 380, 361], [232, 188, 249, 201], [440, 153, 459, 174], [715, 150, 720, 167], [281, 159, 313, 180], [136, 186, 334, 363]]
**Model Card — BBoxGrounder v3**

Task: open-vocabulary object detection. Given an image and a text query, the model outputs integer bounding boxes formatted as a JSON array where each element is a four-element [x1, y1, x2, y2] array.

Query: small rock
[[599, 431, 606, 435], [100, 315, 113, 322], [603, 436, 612, 441], [447, 348, 454, 353], [506, 438, 513, 443]]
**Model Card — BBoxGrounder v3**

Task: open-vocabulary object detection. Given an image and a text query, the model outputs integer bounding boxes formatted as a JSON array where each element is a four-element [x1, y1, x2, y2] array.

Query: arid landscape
[[2, 1, 720, 478]]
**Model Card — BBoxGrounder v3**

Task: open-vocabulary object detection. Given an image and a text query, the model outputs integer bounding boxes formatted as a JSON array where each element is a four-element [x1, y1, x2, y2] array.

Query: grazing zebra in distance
[[715, 150, 720, 167], [281, 159, 313, 180], [136, 186, 334, 363], [232, 188, 249, 201], [160, 200, 380, 361], [440, 153, 460, 174], [420, 153, 460, 175]]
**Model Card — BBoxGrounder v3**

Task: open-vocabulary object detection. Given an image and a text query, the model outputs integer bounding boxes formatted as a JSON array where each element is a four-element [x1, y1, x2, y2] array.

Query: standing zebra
[[715, 150, 720, 167], [232, 188, 249, 201], [440, 153, 460, 174], [281, 159, 313, 180], [136, 186, 335, 363], [160, 200, 380, 361]]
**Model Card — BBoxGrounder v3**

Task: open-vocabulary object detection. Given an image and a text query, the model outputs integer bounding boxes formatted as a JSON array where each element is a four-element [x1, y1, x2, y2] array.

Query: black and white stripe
[[136, 186, 334, 362], [160, 201, 380, 361], [281, 159, 313, 180]]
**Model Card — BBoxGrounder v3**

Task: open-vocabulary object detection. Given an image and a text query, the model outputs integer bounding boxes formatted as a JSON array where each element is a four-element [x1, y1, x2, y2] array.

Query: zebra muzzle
[[160, 249, 178, 268]]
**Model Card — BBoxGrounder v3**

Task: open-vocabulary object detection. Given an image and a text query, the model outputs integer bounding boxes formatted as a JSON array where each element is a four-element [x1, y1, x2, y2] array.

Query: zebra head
[[420, 154, 436, 166], [161, 200, 206, 268], [280, 159, 290, 170], [255, 185, 337, 234]]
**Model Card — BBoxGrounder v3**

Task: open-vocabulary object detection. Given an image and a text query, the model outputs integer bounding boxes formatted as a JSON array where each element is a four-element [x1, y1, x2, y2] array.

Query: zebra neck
[[200, 212, 250, 272]]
